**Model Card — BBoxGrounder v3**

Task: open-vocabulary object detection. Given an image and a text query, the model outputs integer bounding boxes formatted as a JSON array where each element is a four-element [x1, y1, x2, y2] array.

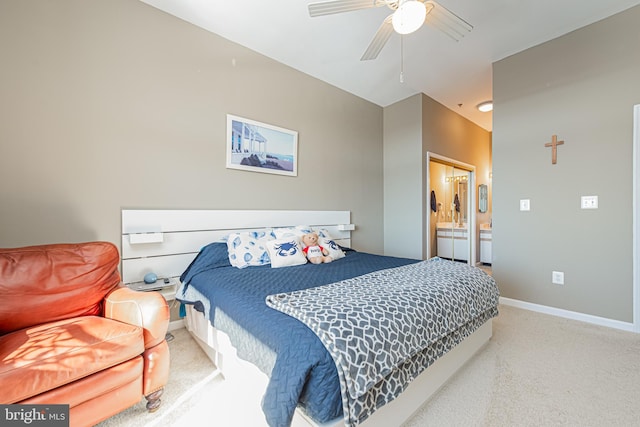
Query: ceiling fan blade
[[360, 15, 394, 61], [308, 0, 384, 17], [424, 0, 473, 41]]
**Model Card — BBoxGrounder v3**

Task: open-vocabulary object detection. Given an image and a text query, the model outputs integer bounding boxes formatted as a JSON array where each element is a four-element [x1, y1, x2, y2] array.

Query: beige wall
[[0, 0, 384, 253], [383, 94, 492, 260], [383, 95, 423, 258], [5, 0, 629, 325], [492, 5, 640, 322]]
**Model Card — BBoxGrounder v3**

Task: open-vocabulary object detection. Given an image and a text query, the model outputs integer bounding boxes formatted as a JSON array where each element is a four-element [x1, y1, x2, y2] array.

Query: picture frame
[[226, 114, 298, 177]]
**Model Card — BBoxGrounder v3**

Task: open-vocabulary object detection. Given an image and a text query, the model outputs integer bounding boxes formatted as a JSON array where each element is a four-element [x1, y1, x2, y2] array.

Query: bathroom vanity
[[480, 224, 492, 264], [436, 222, 469, 261]]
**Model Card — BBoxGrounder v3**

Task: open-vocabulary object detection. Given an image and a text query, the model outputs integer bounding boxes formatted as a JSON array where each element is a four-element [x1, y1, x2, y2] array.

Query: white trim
[[168, 319, 186, 332], [500, 297, 635, 332], [633, 104, 640, 333]]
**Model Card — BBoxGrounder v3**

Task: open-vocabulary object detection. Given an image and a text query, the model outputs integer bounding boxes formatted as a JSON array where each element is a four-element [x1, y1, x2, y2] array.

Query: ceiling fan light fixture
[[477, 101, 493, 112], [392, 1, 427, 35]]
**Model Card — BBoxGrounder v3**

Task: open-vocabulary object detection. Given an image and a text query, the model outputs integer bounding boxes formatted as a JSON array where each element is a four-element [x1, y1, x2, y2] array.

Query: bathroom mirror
[[478, 184, 488, 213]]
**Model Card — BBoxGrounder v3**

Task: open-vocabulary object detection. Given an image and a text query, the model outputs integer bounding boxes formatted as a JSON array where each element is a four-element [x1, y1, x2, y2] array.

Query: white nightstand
[[159, 281, 178, 301], [126, 276, 179, 297]]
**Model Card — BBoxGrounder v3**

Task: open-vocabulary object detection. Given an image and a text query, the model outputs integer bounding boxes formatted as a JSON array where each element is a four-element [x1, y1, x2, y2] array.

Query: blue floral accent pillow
[[226, 230, 274, 269]]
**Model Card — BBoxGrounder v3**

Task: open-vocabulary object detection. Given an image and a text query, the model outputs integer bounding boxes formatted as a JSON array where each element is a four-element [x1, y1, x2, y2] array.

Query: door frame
[[426, 152, 477, 265], [633, 104, 639, 332]]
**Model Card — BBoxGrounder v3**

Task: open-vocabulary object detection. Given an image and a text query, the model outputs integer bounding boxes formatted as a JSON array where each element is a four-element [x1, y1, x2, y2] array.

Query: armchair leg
[[145, 388, 164, 412]]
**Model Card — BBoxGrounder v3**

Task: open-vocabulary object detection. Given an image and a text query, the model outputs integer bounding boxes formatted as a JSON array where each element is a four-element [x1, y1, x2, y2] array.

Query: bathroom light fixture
[[477, 101, 493, 112], [445, 176, 468, 183], [392, 0, 427, 35]]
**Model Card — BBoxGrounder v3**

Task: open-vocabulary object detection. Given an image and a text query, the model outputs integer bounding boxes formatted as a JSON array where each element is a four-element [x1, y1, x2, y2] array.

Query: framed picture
[[226, 114, 298, 177]]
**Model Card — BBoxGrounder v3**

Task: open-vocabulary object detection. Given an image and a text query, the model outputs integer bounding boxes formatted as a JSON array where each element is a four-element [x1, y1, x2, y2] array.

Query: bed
[[120, 209, 499, 427]]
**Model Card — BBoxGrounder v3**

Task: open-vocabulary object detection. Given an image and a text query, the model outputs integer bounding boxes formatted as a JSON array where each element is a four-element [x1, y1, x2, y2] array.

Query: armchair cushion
[[0, 316, 144, 403]]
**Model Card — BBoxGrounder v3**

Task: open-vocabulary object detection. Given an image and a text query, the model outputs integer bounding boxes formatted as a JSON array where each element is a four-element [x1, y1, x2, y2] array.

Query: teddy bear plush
[[301, 232, 333, 264]]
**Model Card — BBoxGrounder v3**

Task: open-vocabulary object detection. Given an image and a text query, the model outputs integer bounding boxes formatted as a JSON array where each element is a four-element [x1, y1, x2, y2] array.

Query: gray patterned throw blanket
[[266, 257, 499, 426]]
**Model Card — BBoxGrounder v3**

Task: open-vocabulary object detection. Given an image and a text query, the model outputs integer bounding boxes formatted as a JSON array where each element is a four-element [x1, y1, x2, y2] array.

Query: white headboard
[[120, 209, 353, 284]]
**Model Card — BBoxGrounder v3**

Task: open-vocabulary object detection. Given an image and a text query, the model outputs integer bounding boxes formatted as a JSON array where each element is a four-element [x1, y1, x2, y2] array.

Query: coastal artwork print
[[226, 114, 298, 177]]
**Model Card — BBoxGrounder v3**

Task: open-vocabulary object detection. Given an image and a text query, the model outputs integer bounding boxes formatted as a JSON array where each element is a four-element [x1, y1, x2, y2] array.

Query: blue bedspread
[[178, 242, 418, 427]]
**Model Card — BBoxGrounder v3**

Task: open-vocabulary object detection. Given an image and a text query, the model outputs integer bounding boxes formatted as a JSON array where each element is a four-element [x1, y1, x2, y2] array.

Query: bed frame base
[[185, 305, 492, 427]]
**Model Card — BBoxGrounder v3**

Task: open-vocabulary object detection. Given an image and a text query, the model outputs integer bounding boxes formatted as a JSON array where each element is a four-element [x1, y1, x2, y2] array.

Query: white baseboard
[[499, 297, 635, 333], [168, 319, 186, 332]]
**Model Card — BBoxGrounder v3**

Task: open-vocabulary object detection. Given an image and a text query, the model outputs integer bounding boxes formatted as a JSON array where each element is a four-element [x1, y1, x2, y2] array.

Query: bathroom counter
[[436, 224, 468, 261], [480, 226, 492, 264], [436, 222, 467, 229]]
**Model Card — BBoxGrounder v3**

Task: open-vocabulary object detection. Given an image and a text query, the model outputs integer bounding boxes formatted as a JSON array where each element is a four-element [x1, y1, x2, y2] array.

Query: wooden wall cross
[[544, 134, 564, 164]]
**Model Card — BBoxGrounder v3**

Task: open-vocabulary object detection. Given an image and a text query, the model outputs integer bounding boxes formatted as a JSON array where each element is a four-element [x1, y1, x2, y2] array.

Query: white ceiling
[[140, 0, 640, 131]]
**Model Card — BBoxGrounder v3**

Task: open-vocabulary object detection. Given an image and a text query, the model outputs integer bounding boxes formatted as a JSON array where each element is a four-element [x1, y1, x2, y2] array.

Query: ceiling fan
[[308, 0, 472, 60]]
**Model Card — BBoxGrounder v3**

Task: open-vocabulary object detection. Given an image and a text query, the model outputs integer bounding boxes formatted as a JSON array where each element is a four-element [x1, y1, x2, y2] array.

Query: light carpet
[[97, 305, 640, 427]]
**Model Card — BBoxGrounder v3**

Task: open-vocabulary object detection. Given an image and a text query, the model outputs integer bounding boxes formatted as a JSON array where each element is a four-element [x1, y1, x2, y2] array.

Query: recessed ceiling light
[[477, 101, 493, 112]]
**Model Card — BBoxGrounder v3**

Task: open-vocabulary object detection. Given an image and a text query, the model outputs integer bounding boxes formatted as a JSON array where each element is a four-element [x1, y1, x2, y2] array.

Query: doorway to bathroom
[[426, 152, 476, 266]]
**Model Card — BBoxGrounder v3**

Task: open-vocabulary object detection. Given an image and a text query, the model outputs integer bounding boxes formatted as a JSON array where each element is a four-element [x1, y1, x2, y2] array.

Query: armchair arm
[[104, 286, 170, 349]]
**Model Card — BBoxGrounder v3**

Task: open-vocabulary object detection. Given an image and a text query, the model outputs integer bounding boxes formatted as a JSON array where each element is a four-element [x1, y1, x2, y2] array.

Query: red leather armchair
[[0, 242, 170, 427]]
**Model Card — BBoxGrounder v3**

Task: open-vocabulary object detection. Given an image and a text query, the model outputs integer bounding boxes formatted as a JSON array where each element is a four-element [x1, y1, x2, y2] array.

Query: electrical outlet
[[552, 271, 564, 285], [519, 199, 530, 211], [581, 195, 598, 209]]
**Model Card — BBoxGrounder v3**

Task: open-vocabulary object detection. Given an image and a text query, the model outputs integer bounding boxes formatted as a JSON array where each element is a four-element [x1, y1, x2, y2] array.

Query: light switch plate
[[581, 195, 598, 209], [519, 199, 530, 211], [552, 271, 564, 285]]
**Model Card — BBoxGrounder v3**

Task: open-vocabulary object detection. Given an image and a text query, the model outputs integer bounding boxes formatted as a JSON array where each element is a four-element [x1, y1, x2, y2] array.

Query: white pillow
[[319, 237, 346, 261], [266, 237, 307, 268], [314, 228, 334, 240], [227, 230, 273, 269], [273, 225, 313, 239], [313, 228, 346, 260]]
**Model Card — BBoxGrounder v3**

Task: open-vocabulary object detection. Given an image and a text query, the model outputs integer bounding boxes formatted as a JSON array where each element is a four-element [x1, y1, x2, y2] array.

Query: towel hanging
[[454, 193, 460, 212], [430, 190, 437, 212]]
